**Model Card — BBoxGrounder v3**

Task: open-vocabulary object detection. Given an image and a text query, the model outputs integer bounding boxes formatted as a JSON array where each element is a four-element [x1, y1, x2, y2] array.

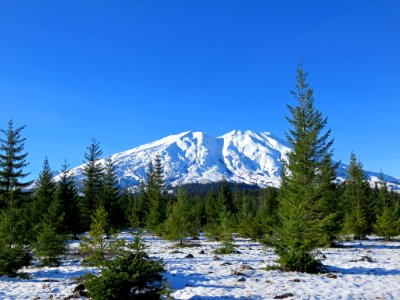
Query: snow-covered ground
[[1, 233, 400, 299]]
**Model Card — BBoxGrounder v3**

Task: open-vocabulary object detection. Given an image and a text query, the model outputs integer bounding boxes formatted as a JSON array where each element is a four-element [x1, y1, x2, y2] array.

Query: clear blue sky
[[0, 0, 399, 181]]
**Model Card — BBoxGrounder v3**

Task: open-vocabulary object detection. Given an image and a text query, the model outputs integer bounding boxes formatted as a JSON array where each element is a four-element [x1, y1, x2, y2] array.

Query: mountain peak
[[62, 130, 400, 191]]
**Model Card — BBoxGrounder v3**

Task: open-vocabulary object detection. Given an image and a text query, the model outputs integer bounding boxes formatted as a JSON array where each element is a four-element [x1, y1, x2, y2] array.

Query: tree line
[[1, 65, 399, 282]]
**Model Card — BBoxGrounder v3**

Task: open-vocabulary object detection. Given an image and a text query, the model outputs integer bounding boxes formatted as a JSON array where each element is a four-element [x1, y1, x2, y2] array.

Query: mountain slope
[[62, 130, 400, 191]]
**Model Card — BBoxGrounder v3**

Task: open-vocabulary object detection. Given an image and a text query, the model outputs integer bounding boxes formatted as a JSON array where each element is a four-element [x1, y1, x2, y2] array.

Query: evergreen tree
[[271, 66, 336, 272], [0, 120, 31, 207], [255, 187, 280, 238], [342, 153, 373, 239], [0, 205, 31, 275], [43, 196, 65, 234], [192, 194, 206, 230], [35, 222, 66, 267], [80, 206, 124, 267], [212, 205, 236, 254], [152, 154, 165, 191], [204, 191, 219, 225], [373, 174, 400, 240], [85, 231, 166, 300], [29, 157, 57, 227], [81, 138, 104, 230], [236, 189, 276, 240], [99, 158, 121, 230], [218, 179, 235, 214], [163, 187, 195, 245], [57, 161, 81, 237], [129, 181, 148, 228], [375, 172, 390, 215], [236, 193, 258, 239], [315, 155, 342, 245], [374, 205, 400, 240], [33, 162, 66, 266], [145, 157, 166, 234], [262, 187, 279, 220]]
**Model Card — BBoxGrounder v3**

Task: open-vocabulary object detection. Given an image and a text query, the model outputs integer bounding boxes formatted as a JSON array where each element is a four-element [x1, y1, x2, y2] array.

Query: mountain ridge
[[59, 130, 400, 191]]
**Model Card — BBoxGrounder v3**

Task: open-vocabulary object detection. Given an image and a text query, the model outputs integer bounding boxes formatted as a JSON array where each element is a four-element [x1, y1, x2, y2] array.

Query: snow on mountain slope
[[61, 130, 400, 191]]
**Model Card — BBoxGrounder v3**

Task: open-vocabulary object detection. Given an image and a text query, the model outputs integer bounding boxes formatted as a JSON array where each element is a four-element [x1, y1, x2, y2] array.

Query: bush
[[374, 207, 400, 240], [85, 231, 167, 300], [212, 243, 236, 255], [0, 243, 31, 276], [35, 223, 66, 267], [277, 249, 324, 273], [80, 206, 124, 267]]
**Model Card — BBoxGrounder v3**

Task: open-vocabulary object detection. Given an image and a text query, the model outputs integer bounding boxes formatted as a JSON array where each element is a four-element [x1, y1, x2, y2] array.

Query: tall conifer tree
[[164, 187, 194, 244], [272, 65, 337, 272], [342, 152, 373, 239], [146, 157, 166, 233], [81, 138, 104, 230], [129, 181, 148, 228], [217, 179, 235, 214], [0, 120, 31, 207], [57, 162, 80, 237], [35, 221, 66, 267], [30, 157, 57, 227], [99, 158, 121, 230]]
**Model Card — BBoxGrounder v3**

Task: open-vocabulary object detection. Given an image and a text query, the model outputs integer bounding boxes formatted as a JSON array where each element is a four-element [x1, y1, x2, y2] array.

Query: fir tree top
[[0, 120, 31, 194]]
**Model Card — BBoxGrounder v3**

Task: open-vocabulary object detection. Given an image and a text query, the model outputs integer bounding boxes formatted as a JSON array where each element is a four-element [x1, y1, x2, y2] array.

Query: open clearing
[[1, 233, 400, 299]]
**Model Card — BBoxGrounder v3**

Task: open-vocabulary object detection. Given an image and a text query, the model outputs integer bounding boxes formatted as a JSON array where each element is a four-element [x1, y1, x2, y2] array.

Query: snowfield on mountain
[[55, 130, 400, 191], [1, 233, 400, 299]]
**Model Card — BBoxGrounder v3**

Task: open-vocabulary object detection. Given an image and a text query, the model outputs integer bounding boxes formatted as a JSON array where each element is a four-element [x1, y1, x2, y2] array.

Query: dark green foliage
[[0, 205, 31, 275], [236, 194, 253, 237], [57, 162, 81, 236], [262, 187, 279, 220], [29, 158, 57, 227], [99, 158, 122, 230], [373, 176, 400, 240], [237, 189, 279, 241], [177, 182, 259, 198], [374, 206, 400, 240], [315, 155, 342, 246], [375, 173, 390, 215], [35, 222, 66, 267], [81, 138, 104, 230], [145, 156, 166, 234], [205, 181, 237, 244], [342, 153, 373, 239], [272, 66, 336, 272], [0, 121, 32, 275], [205, 191, 219, 225], [80, 206, 124, 267], [211, 206, 236, 254], [0, 120, 31, 207], [255, 187, 280, 239], [31, 160, 67, 266], [0, 240, 31, 276], [152, 154, 165, 191], [191, 195, 206, 230], [0, 203, 27, 245], [85, 231, 166, 300], [271, 191, 323, 272], [128, 181, 149, 228], [163, 187, 195, 244], [218, 179, 236, 214], [43, 197, 65, 234]]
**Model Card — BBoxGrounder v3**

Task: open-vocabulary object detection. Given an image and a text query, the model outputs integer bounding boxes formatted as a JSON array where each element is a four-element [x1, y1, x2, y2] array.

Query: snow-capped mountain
[[62, 130, 400, 191]]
